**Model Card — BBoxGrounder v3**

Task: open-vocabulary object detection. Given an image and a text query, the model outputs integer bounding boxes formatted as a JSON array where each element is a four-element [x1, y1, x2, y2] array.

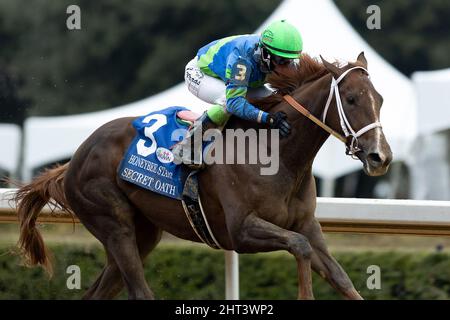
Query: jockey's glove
[[267, 111, 291, 137]]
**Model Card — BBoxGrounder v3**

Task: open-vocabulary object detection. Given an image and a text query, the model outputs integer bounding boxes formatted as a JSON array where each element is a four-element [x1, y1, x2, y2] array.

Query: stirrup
[[172, 113, 214, 169]]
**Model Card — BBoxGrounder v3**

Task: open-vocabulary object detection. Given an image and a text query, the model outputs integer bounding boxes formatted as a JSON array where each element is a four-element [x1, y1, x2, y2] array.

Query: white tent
[[0, 124, 21, 175], [22, 84, 209, 180], [412, 68, 450, 136], [408, 68, 450, 200], [22, 0, 417, 182]]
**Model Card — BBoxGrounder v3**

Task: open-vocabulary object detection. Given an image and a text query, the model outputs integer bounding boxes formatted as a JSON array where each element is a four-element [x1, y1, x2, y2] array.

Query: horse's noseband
[[322, 66, 382, 159], [284, 66, 382, 160]]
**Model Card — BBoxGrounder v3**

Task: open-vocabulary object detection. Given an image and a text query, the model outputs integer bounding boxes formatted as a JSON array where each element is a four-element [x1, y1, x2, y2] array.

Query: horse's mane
[[250, 54, 330, 111]]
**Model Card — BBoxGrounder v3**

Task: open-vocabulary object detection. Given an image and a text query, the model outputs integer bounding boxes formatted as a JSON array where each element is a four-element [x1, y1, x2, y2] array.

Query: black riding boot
[[172, 112, 217, 169]]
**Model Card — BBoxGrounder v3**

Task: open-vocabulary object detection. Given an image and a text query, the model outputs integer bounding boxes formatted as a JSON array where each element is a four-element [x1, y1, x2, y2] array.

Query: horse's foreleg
[[231, 213, 314, 300], [302, 218, 363, 300], [311, 249, 363, 300]]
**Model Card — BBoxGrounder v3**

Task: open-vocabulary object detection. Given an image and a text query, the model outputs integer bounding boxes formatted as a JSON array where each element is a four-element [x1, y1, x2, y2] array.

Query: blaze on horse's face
[[321, 52, 393, 176]]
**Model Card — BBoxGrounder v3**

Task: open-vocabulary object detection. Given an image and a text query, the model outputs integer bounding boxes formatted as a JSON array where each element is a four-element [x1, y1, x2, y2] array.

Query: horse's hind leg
[[83, 214, 162, 300], [67, 178, 155, 299], [83, 250, 121, 300]]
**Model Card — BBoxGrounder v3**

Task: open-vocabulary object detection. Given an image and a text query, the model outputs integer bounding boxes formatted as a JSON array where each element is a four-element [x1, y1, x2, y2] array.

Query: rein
[[283, 66, 382, 158]]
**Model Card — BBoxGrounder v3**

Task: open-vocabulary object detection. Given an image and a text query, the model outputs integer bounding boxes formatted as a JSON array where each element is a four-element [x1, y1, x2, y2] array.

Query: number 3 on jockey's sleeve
[[228, 57, 251, 86]]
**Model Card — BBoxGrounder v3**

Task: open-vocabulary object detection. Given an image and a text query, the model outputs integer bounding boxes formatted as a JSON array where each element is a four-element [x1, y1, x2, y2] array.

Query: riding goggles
[[271, 55, 294, 65]]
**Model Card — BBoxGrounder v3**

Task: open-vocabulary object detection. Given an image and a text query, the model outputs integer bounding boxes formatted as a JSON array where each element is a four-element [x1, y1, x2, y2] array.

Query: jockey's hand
[[267, 111, 291, 137]]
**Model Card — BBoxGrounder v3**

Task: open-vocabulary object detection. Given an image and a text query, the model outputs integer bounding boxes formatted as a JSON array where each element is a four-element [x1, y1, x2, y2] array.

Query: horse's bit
[[284, 66, 382, 159]]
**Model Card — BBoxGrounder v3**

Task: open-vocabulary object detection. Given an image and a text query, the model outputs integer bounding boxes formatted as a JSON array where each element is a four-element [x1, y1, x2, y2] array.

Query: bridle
[[283, 66, 382, 159]]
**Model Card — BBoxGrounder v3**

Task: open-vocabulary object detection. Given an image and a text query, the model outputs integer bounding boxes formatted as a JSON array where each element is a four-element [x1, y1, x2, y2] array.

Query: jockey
[[173, 19, 303, 168]]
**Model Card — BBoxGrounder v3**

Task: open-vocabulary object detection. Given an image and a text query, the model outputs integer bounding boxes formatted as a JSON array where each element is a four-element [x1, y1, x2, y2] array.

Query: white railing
[[2, 188, 450, 299]]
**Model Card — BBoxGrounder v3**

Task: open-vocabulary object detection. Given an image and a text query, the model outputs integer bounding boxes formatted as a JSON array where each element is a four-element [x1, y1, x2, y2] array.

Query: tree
[[0, 0, 281, 118], [1, 0, 449, 120], [0, 67, 27, 125], [334, 0, 450, 76]]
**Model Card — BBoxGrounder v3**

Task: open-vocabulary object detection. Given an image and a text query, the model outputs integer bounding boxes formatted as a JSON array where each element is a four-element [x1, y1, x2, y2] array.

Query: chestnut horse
[[15, 53, 392, 299]]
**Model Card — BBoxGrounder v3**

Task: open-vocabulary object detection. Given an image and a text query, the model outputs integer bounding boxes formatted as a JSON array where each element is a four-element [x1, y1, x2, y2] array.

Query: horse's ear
[[357, 51, 368, 69], [320, 55, 342, 78]]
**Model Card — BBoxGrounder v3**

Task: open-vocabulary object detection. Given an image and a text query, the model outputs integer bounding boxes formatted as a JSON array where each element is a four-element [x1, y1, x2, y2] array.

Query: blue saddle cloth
[[118, 106, 190, 200]]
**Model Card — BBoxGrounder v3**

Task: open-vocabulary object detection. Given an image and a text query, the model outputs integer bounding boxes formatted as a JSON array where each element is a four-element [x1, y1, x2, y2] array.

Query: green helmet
[[260, 20, 303, 59]]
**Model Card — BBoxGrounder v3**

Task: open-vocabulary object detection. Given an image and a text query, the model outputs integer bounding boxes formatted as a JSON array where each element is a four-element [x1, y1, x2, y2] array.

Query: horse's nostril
[[367, 153, 382, 165]]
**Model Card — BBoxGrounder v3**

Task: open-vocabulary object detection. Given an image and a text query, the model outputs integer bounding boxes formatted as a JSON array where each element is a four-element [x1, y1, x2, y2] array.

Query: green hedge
[[1, 244, 450, 299]]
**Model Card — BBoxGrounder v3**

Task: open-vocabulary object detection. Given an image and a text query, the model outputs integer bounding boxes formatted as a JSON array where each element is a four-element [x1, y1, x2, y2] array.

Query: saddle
[[118, 106, 221, 249], [176, 110, 201, 126]]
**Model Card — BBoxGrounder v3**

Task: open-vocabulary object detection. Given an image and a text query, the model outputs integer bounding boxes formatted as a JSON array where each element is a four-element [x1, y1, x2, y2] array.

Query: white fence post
[[225, 250, 239, 300]]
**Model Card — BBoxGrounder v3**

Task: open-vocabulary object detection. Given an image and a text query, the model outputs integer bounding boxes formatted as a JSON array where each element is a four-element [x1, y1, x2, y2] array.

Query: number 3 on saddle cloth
[[117, 106, 222, 249]]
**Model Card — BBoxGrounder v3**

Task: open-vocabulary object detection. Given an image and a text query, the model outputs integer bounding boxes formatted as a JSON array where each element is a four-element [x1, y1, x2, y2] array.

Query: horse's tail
[[15, 162, 72, 276]]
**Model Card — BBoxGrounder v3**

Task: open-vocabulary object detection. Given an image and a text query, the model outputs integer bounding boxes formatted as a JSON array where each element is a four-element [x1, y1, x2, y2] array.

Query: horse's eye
[[346, 95, 355, 104]]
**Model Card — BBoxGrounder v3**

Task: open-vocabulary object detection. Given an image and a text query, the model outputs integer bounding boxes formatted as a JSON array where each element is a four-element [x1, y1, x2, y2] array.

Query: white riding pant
[[184, 57, 273, 110]]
